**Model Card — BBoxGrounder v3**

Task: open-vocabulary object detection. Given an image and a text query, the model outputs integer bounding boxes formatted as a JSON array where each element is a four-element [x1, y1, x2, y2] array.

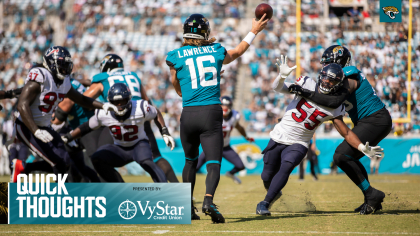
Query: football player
[[58, 54, 178, 183], [51, 77, 100, 182], [288, 45, 392, 214], [10, 46, 120, 182], [255, 56, 384, 216], [196, 96, 254, 184], [62, 83, 174, 183], [166, 13, 268, 223]]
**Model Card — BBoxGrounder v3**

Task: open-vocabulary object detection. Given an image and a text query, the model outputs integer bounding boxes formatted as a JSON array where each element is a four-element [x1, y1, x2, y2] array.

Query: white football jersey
[[222, 110, 241, 147], [88, 100, 157, 147], [270, 76, 346, 148], [17, 67, 72, 127]]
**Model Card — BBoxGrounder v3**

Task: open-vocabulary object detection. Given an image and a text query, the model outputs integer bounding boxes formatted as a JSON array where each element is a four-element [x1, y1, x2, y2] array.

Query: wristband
[[161, 127, 170, 136], [65, 132, 74, 143], [242, 32, 256, 45]]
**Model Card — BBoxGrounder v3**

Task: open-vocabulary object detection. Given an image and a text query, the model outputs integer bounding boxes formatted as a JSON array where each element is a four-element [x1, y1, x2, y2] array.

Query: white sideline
[[2, 230, 419, 235]]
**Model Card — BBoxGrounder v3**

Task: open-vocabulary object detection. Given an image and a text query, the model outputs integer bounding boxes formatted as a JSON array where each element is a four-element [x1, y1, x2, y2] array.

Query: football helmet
[[183, 14, 211, 40], [108, 83, 132, 116], [320, 45, 352, 68], [100, 54, 124, 73], [43, 46, 73, 80], [221, 96, 233, 116], [317, 63, 344, 94]]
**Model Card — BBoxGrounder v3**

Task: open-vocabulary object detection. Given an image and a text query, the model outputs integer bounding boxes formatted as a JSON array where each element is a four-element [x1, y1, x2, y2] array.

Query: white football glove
[[161, 127, 175, 151], [34, 129, 54, 143], [358, 142, 384, 159], [276, 55, 297, 79], [102, 102, 123, 115]]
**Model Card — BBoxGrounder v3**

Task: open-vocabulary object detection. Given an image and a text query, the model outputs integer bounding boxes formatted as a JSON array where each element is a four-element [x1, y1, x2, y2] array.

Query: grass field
[[1, 174, 419, 235]]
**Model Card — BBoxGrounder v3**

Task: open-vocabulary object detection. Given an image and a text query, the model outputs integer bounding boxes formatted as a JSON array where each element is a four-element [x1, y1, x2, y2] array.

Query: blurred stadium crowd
[[0, 0, 419, 136]]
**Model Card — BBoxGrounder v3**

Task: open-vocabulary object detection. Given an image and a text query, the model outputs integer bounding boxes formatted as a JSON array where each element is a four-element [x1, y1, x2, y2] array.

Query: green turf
[[1, 174, 419, 235]]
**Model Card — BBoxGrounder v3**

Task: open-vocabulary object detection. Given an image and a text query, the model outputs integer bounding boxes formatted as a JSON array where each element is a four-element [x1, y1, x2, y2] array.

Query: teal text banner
[[9, 183, 191, 224]]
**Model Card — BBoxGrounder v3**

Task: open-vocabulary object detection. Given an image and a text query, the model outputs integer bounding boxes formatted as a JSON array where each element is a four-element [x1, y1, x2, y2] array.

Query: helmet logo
[[332, 46, 344, 56], [327, 71, 336, 77], [46, 49, 59, 57]]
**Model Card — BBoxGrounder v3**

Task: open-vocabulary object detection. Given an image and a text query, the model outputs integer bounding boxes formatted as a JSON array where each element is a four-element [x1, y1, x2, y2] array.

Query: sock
[[358, 179, 372, 194], [264, 162, 294, 203], [228, 167, 242, 175], [203, 195, 213, 206]]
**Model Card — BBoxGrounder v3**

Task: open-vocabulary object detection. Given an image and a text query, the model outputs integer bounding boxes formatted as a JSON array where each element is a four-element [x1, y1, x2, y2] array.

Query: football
[[255, 3, 273, 20]]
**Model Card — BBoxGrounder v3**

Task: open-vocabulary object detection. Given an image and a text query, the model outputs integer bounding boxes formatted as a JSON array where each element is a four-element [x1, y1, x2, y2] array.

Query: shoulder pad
[[343, 66, 360, 77], [26, 68, 46, 84], [92, 72, 109, 83]]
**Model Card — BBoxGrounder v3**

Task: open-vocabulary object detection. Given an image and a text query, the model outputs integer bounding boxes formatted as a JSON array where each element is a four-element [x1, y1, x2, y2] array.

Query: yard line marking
[[2, 231, 419, 235]]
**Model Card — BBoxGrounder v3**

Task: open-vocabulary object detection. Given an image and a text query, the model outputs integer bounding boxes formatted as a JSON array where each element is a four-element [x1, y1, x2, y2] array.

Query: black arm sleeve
[[78, 121, 93, 137], [301, 87, 350, 109], [54, 107, 69, 122], [4, 88, 23, 98]]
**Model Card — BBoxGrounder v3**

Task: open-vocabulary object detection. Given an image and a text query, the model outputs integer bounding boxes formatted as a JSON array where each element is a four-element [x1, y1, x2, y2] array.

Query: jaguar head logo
[[332, 46, 344, 56], [382, 6, 399, 19]]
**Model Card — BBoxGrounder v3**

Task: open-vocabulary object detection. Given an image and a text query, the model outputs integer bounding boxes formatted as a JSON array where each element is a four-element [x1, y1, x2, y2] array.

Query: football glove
[[276, 55, 297, 79], [34, 129, 54, 143], [161, 127, 175, 151], [103, 102, 122, 115], [358, 142, 384, 159]]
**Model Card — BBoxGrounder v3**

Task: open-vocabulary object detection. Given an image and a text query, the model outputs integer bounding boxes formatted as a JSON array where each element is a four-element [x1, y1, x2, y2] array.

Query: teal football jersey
[[343, 66, 385, 123], [91, 69, 142, 102], [68, 79, 95, 129], [166, 43, 227, 107]]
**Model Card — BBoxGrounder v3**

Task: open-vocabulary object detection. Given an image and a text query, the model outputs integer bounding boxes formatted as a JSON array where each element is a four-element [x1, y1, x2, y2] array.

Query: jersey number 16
[[185, 55, 218, 89]]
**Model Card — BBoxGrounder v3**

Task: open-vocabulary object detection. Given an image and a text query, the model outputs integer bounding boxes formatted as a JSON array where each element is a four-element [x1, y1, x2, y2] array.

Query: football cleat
[[354, 202, 365, 212], [192, 206, 200, 220], [268, 191, 282, 210], [226, 172, 241, 184], [360, 188, 385, 215], [10, 159, 25, 183], [202, 203, 225, 223], [256, 201, 271, 216]]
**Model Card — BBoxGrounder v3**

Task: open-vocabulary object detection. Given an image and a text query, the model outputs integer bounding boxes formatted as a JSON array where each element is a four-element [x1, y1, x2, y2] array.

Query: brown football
[[255, 3, 273, 20]]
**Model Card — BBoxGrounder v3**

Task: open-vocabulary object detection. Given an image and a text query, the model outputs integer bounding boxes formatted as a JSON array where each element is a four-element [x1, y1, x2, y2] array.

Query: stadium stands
[[0, 0, 419, 136]]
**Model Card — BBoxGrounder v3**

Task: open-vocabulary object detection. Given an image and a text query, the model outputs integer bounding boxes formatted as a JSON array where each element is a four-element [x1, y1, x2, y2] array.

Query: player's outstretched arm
[[272, 55, 297, 93], [235, 122, 254, 142], [0, 88, 23, 100], [52, 98, 75, 125], [223, 14, 269, 65], [83, 82, 103, 99], [169, 66, 182, 97], [290, 85, 350, 109], [151, 106, 175, 151], [66, 86, 120, 114], [332, 116, 384, 159], [62, 114, 100, 144]]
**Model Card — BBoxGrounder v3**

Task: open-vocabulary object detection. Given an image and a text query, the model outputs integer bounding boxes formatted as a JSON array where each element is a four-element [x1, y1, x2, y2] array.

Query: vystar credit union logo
[[119, 200, 137, 220], [118, 199, 185, 220]]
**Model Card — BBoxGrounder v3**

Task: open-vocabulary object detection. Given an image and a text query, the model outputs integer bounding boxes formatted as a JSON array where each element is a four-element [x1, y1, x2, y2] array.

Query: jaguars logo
[[232, 143, 263, 172], [382, 6, 399, 19], [332, 46, 344, 56]]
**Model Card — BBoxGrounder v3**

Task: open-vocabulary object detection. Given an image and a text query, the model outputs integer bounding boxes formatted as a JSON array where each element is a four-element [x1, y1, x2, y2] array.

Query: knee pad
[[333, 152, 352, 166]]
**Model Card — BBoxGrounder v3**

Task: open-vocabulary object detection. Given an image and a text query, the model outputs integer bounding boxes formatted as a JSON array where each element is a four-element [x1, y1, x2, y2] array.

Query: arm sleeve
[[304, 87, 350, 109], [88, 110, 102, 130]]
